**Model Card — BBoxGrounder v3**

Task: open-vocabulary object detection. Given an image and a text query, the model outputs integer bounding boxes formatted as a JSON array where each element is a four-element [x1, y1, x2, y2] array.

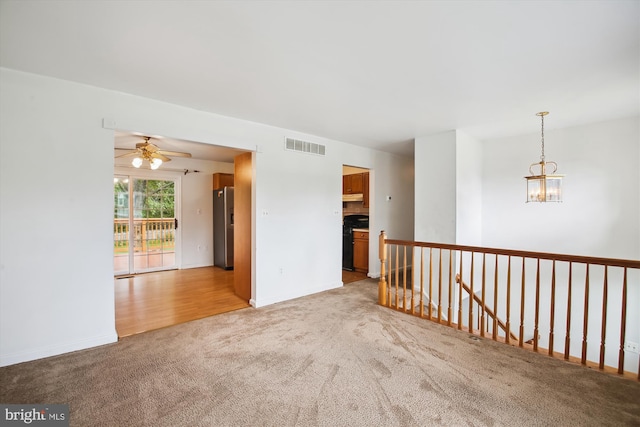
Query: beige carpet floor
[[1, 279, 639, 426]]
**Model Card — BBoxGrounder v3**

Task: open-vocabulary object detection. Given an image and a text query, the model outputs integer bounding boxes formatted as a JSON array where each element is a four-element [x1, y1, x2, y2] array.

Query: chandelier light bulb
[[150, 158, 163, 170], [132, 157, 143, 168]]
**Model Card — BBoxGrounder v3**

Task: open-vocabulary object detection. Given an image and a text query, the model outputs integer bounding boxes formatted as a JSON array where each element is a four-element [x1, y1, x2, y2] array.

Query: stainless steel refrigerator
[[213, 186, 234, 269]]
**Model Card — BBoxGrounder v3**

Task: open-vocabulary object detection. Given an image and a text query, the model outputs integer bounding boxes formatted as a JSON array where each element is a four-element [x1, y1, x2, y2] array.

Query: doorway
[[342, 165, 371, 284], [111, 130, 253, 338], [114, 176, 178, 275]]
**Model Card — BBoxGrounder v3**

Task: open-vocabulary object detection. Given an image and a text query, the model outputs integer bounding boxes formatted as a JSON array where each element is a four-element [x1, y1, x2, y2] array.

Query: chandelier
[[525, 112, 563, 202]]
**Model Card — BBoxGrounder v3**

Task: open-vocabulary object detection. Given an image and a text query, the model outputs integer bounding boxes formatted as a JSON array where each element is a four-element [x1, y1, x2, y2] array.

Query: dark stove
[[342, 214, 369, 271]]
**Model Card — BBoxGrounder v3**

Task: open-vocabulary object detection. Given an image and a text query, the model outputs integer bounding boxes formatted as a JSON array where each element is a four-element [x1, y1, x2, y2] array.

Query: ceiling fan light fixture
[[116, 135, 191, 170], [150, 158, 163, 170]]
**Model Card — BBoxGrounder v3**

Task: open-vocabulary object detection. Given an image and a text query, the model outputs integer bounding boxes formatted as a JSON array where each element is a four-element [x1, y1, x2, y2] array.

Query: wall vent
[[284, 137, 326, 156]]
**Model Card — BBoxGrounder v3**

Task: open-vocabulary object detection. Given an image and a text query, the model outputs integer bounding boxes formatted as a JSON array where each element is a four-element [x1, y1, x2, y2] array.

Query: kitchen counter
[[353, 228, 369, 232]]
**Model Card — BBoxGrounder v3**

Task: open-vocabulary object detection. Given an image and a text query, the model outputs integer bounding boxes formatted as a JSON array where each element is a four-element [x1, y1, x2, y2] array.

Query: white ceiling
[[1, 1, 638, 158]]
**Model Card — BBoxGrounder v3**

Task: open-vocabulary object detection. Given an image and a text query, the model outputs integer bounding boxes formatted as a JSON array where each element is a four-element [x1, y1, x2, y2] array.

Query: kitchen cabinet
[[343, 173, 364, 194], [363, 172, 370, 208], [353, 230, 369, 273], [213, 173, 234, 190]]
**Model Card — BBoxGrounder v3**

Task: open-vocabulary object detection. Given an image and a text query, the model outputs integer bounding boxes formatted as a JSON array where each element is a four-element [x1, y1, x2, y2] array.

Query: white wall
[[0, 68, 414, 365], [455, 131, 483, 246], [481, 116, 639, 259], [180, 160, 235, 269], [0, 69, 118, 366], [415, 131, 457, 243]]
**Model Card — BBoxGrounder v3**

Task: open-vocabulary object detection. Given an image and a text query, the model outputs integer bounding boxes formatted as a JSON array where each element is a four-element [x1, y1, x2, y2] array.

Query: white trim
[[0, 332, 118, 367], [181, 263, 214, 269], [251, 282, 343, 308]]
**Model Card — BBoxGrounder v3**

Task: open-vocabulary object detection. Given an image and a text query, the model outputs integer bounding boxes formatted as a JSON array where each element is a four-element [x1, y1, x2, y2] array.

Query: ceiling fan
[[115, 136, 192, 170]]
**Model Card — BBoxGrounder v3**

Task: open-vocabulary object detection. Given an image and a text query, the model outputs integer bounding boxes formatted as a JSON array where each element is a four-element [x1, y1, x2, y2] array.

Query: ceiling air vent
[[285, 138, 326, 156]]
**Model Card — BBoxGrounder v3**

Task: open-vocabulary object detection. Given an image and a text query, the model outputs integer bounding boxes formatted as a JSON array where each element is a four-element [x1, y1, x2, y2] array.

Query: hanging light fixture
[[525, 111, 563, 202]]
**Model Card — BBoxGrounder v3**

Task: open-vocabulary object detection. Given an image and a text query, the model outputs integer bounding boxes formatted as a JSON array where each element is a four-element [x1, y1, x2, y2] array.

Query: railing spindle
[[506, 256, 512, 344], [428, 248, 433, 320], [468, 252, 475, 333], [549, 260, 556, 356], [378, 231, 387, 306], [564, 262, 573, 360], [599, 266, 608, 370], [493, 255, 499, 341], [481, 253, 486, 337], [403, 246, 407, 311], [387, 245, 392, 306], [458, 251, 463, 331], [582, 264, 590, 365], [618, 268, 627, 375], [534, 258, 540, 352], [438, 248, 443, 323], [411, 247, 415, 315], [420, 248, 424, 317], [395, 246, 400, 309], [448, 249, 453, 326], [519, 257, 525, 348]]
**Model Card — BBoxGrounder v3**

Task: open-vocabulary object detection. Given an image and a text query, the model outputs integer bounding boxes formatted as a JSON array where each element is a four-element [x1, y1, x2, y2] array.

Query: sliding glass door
[[114, 176, 178, 275]]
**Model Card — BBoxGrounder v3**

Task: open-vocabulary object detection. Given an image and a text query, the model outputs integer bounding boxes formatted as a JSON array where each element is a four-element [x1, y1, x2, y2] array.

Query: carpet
[[1, 279, 639, 426]]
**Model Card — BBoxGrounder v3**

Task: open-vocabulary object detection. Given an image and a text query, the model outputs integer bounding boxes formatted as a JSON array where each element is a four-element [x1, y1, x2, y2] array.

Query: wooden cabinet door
[[363, 172, 370, 208], [350, 173, 364, 194], [343, 173, 364, 194], [233, 153, 251, 301], [353, 231, 369, 273], [213, 173, 234, 190]]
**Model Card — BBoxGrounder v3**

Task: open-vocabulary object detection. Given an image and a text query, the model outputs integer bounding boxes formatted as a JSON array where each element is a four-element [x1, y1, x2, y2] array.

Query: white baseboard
[[180, 262, 214, 270], [0, 332, 118, 367], [251, 281, 343, 308]]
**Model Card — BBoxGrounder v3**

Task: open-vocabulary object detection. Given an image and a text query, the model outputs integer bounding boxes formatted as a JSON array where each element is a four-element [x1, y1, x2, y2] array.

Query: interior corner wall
[[455, 130, 482, 246], [414, 131, 457, 244]]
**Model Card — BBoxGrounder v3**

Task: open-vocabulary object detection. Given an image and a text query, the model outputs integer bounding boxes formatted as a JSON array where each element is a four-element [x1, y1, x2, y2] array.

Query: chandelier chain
[[540, 113, 545, 162]]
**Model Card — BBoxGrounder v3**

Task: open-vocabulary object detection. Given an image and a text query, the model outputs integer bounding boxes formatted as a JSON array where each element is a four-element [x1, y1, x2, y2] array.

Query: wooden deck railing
[[377, 231, 640, 381], [114, 218, 175, 252]]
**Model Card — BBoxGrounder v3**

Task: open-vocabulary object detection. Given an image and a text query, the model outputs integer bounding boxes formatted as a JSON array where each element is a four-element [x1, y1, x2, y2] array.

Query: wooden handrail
[[385, 238, 640, 269], [379, 231, 640, 381], [455, 274, 518, 342]]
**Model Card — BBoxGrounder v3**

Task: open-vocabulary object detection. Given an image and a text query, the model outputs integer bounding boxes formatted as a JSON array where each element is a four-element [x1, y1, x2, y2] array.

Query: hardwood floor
[[342, 269, 368, 284], [115, 267, 250, 337], [116, 267, 370, 338]]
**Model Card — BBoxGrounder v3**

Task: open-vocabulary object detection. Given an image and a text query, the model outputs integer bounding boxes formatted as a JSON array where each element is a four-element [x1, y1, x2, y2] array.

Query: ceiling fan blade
[[152, 153, 171, 162], [115, 150, 140, 159], [157, 150, 192, 158]]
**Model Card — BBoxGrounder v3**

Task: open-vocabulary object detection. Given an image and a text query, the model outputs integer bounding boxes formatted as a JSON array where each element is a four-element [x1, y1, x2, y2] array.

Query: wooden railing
[[114, 218, 175, 252], [377, 231, 640, 381]]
